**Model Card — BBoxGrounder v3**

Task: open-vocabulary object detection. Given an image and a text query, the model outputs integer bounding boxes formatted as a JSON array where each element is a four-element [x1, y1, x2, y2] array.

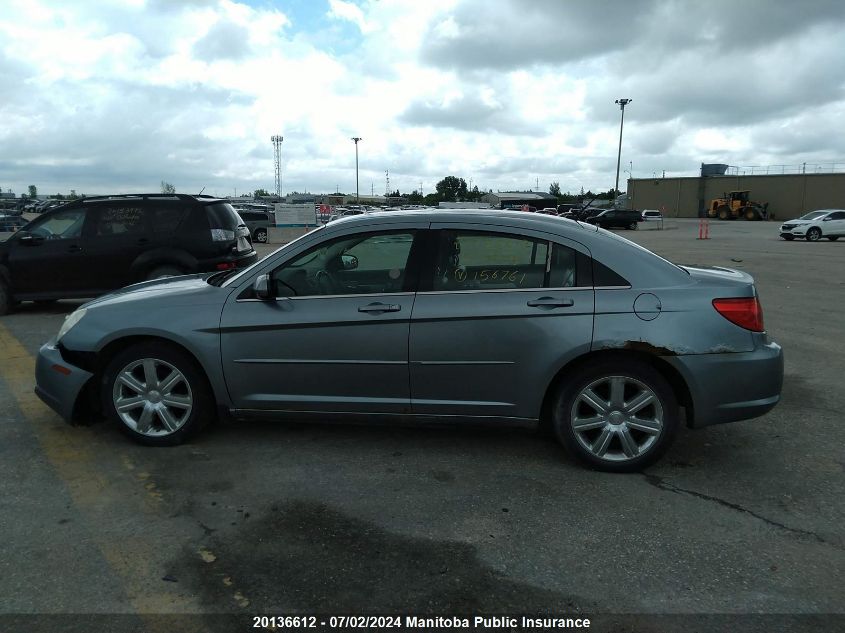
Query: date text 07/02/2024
[[252, 615, 592, 629]]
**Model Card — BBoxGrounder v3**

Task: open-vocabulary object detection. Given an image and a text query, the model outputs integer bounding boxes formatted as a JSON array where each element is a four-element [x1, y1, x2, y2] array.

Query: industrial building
[[627, 166, 845, 220]]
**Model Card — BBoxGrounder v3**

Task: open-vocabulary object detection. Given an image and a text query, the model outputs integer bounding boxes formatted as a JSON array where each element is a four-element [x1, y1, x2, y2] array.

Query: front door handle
[[527, 297, 574, 308], [358, 303, 401, 313], [67, 245, 83, 253]]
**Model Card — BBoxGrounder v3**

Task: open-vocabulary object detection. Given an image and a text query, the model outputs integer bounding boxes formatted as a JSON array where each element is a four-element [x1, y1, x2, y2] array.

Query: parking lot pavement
[[1, 219, 843, 630]]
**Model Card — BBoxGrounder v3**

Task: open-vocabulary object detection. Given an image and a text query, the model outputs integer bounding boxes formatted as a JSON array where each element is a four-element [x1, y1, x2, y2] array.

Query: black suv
[[585, 208, 642, 230], [0, 194, 257, 314]]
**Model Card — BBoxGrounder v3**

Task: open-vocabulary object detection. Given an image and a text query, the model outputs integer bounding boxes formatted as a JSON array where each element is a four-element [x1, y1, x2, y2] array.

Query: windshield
[[798, 211, 828, 220]]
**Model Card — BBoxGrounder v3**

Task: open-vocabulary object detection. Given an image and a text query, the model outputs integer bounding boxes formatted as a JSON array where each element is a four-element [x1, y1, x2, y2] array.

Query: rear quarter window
[[205, 203, 241, 230], [152, 206, 188, 233]]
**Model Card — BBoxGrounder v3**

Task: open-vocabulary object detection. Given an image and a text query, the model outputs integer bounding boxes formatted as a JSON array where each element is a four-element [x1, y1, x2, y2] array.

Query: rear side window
[[432, 230, 549, 290], [152, 206, 188, 233], [95, 205, 146, 236], [205, 203, 241, 230]]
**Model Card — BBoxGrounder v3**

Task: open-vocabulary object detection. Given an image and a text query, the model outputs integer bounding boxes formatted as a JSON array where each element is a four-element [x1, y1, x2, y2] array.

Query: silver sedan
[[35, 210, 783, 472]]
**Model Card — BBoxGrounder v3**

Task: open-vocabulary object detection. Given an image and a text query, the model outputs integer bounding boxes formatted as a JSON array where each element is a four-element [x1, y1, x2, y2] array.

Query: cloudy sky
[[1, 0, 844, 198]]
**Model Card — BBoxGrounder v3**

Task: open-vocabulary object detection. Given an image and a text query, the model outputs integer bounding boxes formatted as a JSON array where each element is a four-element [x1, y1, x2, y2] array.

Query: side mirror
[[16, 231, 42, 245], [253, 274, 273, 300], [341, 254, 358, 270]]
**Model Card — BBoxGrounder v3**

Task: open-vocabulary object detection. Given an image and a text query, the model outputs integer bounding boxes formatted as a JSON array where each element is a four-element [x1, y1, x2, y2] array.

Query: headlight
[[57, 308, 87, 341]]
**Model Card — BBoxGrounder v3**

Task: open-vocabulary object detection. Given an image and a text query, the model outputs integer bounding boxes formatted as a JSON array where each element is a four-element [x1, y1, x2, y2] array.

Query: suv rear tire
[[253, 228, 268, 243], [0, 280, 11, 316], [146, 265, 186, 280]]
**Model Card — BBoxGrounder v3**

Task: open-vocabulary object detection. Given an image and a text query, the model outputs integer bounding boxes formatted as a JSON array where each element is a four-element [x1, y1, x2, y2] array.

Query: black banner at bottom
[[0, 613, 841, 633]]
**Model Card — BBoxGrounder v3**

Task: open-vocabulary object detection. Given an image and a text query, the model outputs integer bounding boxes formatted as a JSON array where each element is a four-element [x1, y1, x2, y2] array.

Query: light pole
[[614, 98, 631, 197], [351, 137, 362, 204]]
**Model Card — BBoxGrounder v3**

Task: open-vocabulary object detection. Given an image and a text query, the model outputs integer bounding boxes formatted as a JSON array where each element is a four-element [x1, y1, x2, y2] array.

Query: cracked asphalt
[[0, 219, 842, 631]]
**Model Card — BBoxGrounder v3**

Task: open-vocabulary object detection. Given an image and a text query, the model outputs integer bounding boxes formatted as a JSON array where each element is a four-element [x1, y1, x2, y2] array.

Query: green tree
[[405, 190, 424, 203], [549, 181, 561, 198], [254, 188, 270, 198], [69, 189, 78, 199], [28, 185, 37, 198], [161, 180, 176, 194], [435, 176, 468, 202]]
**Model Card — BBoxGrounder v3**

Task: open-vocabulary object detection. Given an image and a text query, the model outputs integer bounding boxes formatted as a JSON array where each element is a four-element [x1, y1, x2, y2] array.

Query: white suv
[[779, 209, 845, 241]]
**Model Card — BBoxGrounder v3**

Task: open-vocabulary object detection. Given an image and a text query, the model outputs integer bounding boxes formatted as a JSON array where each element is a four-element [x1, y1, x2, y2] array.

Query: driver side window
[[271, 231, 416, 297], [30, 209, 86, 240]]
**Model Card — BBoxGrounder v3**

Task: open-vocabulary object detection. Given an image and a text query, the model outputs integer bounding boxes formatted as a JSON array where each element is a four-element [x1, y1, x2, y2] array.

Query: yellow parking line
[[0, 323, 207, 628]]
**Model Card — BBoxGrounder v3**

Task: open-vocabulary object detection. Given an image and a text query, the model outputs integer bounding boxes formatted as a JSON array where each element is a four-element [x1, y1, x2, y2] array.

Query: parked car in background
[[779, 209, 845, 241], [586, 209, 642, 230], [0, 214, 27, 233], [236, 210, 271, 243], [0, 194, 256, 314], [641, 210, 663, 221], [35, 210, 782, 473]]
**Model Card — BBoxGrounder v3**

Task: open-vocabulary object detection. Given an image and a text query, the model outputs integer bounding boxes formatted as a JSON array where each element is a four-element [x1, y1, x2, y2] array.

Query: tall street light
[[351, 137, 362, 204], [614, 98, 631, 197]]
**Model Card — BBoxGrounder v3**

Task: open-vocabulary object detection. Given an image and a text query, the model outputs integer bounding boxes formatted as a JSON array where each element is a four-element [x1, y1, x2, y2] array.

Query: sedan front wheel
[[101, 343, 213, 446], [552, 357, 679, 472]]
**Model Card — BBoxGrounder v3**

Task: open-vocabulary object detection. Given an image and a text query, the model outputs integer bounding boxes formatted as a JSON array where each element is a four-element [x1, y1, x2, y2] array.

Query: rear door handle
[[67, 245, 83, 253], [358, 303, 401, 313], [527, 297, 574, 308], [136, 238, 149, 245]]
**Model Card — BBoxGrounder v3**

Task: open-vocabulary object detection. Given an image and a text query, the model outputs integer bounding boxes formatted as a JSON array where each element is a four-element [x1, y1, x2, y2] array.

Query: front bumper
[[34, 340, 93, 422], [667, 341, 784, 429]]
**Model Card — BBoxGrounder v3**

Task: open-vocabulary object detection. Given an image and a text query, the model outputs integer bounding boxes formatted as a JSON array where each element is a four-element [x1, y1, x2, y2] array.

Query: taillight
[[712, 297, 764, 332], [210, 229, 235, 242]]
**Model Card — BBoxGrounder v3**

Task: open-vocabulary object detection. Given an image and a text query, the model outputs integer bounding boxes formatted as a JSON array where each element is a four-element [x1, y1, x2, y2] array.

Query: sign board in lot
[[274, 203, 316, 228]]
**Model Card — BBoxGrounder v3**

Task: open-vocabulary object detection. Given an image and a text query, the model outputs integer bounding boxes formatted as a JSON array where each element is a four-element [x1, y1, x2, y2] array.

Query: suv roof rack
[[80, 194, 223, 203]]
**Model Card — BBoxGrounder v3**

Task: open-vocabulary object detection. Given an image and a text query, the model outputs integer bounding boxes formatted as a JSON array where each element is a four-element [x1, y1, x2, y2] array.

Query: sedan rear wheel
[[806, 227, 822, 242], [254, 228, 268, 243], [552, 357, 679, 472], [101, 343, 213, 445]]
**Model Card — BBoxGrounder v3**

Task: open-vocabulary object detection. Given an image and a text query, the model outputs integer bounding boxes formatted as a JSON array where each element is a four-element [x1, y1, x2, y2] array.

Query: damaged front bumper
[[34, 340, 93, 422]]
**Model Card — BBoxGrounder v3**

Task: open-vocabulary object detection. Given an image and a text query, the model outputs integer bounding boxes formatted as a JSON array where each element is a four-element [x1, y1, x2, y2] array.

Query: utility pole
[[351, 137, 362, 204], [614, 98, 631, 196], [271, 135, 283, 198]]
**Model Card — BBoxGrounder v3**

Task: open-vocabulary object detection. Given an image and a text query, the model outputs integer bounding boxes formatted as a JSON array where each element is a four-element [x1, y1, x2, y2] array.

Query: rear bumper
[[34, 340, 93, 422], [667, 341, 784, 429]]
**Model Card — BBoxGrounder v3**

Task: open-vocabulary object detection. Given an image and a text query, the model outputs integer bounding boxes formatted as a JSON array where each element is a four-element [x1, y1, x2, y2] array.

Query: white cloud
[[0, 0, 844, 198]]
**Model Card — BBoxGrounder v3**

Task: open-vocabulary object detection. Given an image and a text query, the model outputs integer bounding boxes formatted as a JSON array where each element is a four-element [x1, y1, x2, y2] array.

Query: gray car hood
[[82, 273, 232, 310]]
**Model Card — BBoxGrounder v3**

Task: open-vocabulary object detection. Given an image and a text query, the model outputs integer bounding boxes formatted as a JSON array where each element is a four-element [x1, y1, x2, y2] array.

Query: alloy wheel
[[112, 358, 193, 436], [570, 375, 664, 462]]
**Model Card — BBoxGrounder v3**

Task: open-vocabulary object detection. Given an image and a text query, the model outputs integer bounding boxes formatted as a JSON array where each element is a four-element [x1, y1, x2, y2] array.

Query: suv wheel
[[0, 280, 11, 316], [628, 222, 638, 230], [146, 265, 185, 280], [101, 342, 213, 446], [253, 228, 268, 243], [552, 357, 679, 472]]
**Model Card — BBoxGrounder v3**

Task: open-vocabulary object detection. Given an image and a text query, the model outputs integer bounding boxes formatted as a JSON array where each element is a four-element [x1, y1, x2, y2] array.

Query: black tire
[[828, 236, 839, 241], [628, 222, 638, 230], [100, 342, 214, 446], [552, 357, 680, 472], [254, 228, 268, 243], [806, 227, 822, 242], [0, 280, 11, 316], [146, 265, 185, 280], [781, 235, 794, 241]]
